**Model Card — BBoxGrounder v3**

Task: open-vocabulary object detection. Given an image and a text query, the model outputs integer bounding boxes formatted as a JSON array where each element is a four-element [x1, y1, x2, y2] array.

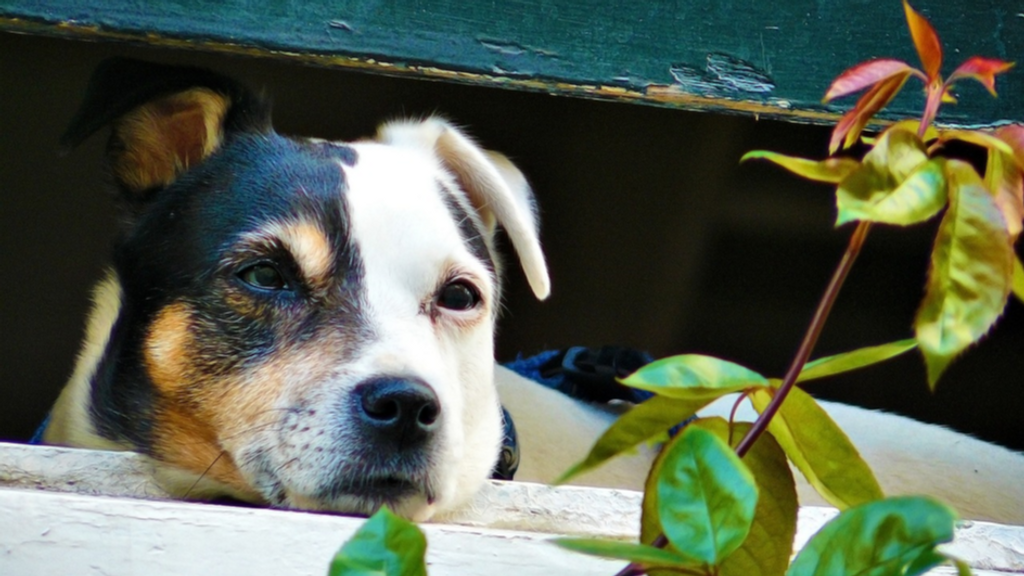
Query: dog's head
[[44, 58, 549, 521]]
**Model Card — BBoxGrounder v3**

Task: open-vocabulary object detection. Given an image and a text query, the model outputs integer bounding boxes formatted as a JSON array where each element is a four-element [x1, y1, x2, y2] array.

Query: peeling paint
[[0, 16, 999, 131], [670, 52, 775, 95], [478, 37, 560, 59], [327, 20, 353, 32]]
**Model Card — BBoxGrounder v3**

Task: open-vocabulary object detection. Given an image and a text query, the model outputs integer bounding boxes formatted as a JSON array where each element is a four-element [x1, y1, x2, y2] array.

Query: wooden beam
[[2, 486, 1023, 575], [0, 442, 643, 538], [1, 0, 1021, 127], [2, 443, 1023, 574]]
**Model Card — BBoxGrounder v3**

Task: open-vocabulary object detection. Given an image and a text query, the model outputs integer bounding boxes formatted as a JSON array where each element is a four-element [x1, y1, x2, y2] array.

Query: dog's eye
[[436, 281, 480, 311], [238, 263, 288, 291]]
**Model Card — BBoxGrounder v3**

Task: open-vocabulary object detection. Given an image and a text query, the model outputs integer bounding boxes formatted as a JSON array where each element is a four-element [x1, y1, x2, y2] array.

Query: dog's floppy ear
[[377, 118, 551, 300], [61, 57, 270, 194]]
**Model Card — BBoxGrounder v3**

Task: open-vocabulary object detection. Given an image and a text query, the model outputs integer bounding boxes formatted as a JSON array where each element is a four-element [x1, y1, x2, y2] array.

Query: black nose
[[354, 377, 441, 447]]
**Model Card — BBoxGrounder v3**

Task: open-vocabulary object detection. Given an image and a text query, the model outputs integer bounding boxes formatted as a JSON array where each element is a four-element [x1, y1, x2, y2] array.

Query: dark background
[[2, 31, 1021, 451]]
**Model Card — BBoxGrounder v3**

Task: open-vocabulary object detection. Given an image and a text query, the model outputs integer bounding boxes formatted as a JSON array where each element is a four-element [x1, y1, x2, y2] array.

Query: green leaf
[[1014, 256, 1024, 304], [329, 507, 427, 576], [556, 394, 709, 484], [786, 496, 957, 576], [641, 420, 797, 576], [904, 550, 952, 576], [915, 160, 1013, 387], [552, 538, 699, 570], [741, 151, 861, 184], [888, 119, 939, 142], [656, 426, 758, 566], [640, 422, 675, 547], [621, 354, 768, 401], [797, 339, 917, 383], [836, 129, 946, 226], [640, 419, 797, 576], [950, 556, 974, 576], [984, 146, 1024, 238], [994, 125, 1024, 171], [940, 129, 1016, 157], [701, 419, 798, 576], [839, 157, 948, 226], [750, 386, 883, 509]]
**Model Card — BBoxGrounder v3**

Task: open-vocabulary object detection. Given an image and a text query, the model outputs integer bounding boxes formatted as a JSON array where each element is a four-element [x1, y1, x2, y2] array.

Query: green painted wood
[[1, 0, 1021, 127]]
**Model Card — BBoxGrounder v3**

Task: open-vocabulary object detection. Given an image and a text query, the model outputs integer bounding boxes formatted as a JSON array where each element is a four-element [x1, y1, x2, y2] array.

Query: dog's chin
[[281, 476, 440, 522]]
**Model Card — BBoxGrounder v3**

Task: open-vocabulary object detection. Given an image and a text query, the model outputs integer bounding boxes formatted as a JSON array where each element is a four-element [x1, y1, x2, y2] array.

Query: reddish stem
[[734, 220, 871, 457], [613, 220, 872, 576]]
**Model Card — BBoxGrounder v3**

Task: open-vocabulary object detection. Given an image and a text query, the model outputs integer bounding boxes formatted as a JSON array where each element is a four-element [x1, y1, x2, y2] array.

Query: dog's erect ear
[[378, 118, 551, 300], [61, 57, 270, 194]]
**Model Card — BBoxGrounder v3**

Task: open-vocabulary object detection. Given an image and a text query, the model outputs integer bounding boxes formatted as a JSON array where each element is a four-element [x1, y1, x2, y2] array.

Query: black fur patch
[[83, 116, 372, 452], [437, 179, 494, 275]]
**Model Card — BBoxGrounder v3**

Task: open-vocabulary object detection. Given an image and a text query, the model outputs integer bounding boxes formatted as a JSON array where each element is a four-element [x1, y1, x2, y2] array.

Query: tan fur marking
[[277, 221, 333, 288], [206, 338, 350, 452], [113, 88, 229, 191], [242, 220, 334, 290], [152, 405, 256, 499], [216, 347, 326, 433], [154, 331, 353, 502], [142, 303, 257, 497], [144, 302, 195, 393]]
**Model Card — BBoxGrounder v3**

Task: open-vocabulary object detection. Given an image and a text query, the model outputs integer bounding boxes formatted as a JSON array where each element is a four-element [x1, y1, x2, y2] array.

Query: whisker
[[218, 419, 288, 442], [184, 450, 226, 499]]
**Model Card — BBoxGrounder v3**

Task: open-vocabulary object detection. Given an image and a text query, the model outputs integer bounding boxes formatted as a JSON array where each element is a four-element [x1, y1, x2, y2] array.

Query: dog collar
[[491, 407, 520, 480]]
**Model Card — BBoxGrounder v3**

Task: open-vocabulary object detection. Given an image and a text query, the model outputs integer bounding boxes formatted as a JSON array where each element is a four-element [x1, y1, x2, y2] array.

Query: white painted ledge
[[2, 442, 1023, 575], [0, 441, 642, 538]]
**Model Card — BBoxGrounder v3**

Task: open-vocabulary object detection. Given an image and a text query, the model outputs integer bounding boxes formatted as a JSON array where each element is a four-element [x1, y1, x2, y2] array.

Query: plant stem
[[613, 219, 872, 576], [734, 219, 871, 457]]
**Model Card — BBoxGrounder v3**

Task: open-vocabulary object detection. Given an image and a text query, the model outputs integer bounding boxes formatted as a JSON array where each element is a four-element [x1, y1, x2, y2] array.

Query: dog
[[43, 58, 1024, 525], [42, 57, 553, 522]]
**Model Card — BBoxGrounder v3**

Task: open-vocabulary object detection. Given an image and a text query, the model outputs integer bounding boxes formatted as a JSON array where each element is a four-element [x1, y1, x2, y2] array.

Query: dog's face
[[44, 59, 549, 521]]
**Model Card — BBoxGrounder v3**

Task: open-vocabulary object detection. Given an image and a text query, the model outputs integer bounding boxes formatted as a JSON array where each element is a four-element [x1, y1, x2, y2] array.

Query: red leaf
[[948, 56, 1015, 96], [829, 71, 912, 154], [824, 59, 919, 102], [903, 1, 942, 81], [920, 78, 945, 136]]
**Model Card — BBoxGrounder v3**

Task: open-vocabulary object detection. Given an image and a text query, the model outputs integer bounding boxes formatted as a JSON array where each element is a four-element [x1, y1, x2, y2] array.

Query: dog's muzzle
[[305, 376, 443, 505]]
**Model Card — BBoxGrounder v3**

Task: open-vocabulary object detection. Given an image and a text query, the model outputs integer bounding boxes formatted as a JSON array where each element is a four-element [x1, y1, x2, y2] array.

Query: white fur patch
[[340, 142, 503, 517], [44, 272, 127, 451]]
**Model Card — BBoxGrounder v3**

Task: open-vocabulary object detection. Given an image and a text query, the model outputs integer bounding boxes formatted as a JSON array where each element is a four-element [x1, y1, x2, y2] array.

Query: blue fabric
[[503, 349, 564, 389], [29, 413, 50, 445], [503, 349, 692, 437], [505, 347, 654, 403]]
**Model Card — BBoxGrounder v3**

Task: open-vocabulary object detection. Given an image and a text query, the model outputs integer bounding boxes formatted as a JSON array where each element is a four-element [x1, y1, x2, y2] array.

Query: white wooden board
[[2, 442, 1022, 575]]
